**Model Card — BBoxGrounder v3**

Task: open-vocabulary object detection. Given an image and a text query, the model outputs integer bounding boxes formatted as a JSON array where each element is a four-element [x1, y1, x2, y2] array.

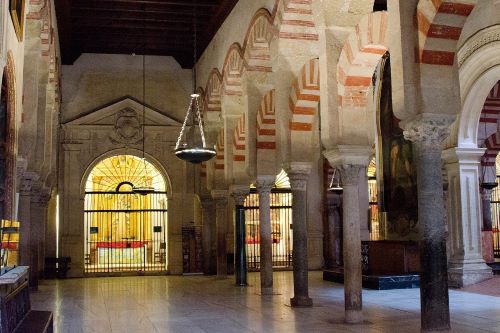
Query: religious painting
[[9, 0, 25, 42], [377, 56, 419, 240]]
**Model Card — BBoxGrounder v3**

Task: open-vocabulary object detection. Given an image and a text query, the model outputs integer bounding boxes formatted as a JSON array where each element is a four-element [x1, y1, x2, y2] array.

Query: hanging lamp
[[327, 168, 343, 194], [174, 2, 216, 164], [479, 121, 498, 190], [132, 6, 155, 195]]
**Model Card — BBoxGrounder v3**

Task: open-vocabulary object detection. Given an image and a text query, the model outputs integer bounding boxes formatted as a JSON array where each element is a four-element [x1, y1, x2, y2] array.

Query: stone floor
[[31, 271, 500, 333]]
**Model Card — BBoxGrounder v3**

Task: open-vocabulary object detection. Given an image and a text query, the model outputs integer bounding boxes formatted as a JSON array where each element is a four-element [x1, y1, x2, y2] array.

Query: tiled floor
[[31, 272, 500, 333]]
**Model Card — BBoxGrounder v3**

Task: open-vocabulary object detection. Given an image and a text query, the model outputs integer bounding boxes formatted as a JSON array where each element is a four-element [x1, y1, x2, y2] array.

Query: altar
[[96, 241, 148, 265]]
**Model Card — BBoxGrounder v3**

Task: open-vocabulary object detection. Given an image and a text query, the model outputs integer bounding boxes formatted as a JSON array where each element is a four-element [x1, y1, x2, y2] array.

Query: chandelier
[[174, 3, 216, 164], [327, 168, 343, 193]]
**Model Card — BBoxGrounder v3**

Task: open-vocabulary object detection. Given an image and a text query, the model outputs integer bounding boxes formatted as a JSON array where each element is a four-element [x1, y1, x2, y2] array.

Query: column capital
[[284, 162, 311, 192], [323, 145, 371, 167], [19, 172, 40, 195], [403, 114, 455, 151], [339, 165, 365, 186], [230, 185, 250, 206], [211, 190, 228, 206], [255, 176, 275, 195]]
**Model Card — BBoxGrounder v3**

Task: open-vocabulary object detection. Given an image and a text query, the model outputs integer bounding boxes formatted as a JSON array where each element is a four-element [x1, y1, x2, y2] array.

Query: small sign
[[90, 227, 99, 234], [153, 226, 162, 233]]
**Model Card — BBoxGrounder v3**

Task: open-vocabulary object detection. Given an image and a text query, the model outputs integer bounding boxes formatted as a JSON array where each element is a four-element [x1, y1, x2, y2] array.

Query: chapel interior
[[0, 0, 499, 332]]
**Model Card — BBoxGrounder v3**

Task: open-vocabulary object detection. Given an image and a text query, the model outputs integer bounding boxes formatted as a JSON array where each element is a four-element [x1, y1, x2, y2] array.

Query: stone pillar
[[201, 197, 216, 275], [256, 176, 275, 295], [404, 115, 452, 332], [339, 165, 365, 324], [286, 163, 313, 307], [481, 189, 494, 264], [231, 186, 249, 286], [29, 190, 50, 290], [358, 169, 370, 241], [324, 192, 343, 269], [212, 190, 228, 279], [442, 147, 492, 286]]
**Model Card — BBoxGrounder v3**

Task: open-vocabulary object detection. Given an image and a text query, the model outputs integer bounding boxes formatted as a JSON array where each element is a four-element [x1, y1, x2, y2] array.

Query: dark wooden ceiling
[[54, 0, 239, 67]]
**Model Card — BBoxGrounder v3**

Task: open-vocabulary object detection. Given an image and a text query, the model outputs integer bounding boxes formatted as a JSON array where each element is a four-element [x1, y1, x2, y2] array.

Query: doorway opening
[[84, 155, 168, 274]]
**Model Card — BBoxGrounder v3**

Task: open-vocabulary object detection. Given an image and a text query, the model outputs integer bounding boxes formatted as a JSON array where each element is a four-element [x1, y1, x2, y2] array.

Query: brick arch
[[257, 89, 276, 150], [416, 0, 475, 65], [272, 0, 318, 41], [2, 52, 17, 220], [482, 133, 500, 168], [233, 115, 246, 162], [337, 11, 388, 111], [204, 69, 223, 122], [479, 82, 500, 168], [289, 58, 320, 133], [215, 128, 224, 171], [222, 43, 245, 96], [242, 9, 274, 73]]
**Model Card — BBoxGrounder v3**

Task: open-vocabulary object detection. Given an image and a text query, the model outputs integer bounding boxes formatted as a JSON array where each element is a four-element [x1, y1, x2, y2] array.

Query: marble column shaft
[[339, 165, 364, 324], [256, 177, 275, 294], [232, 189, 249, 286], [404, 117, 451, 332], [287, 166, 313, 307], [213, 192, 228, 279], [201, 199, 216, 275], [481, 189, 494, 264]]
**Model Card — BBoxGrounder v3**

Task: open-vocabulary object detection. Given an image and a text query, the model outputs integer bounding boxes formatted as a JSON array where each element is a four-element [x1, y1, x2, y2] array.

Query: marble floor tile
[[30, 271, 500, 333]]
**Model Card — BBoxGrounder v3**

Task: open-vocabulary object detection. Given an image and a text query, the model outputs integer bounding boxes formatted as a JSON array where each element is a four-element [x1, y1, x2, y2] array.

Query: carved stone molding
[[339, 165, 365, 187], [403, 114, 455, 152], [458, 26, 500, 67], [109, 108, 143, 145]]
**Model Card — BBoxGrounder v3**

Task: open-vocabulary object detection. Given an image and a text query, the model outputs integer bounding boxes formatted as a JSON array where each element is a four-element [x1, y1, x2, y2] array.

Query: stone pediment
[[64, 97, 182, 127]]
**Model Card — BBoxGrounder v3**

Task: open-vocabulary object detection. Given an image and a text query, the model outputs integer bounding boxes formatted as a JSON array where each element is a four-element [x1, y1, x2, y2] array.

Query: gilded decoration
[[9, 0, 25, 41]]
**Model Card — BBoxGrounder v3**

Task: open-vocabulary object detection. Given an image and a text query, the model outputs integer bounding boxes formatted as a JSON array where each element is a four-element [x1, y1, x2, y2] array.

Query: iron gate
[[492, 178, 500, 258], [244, 189, 293, 271], [84, 191, 168, 274]]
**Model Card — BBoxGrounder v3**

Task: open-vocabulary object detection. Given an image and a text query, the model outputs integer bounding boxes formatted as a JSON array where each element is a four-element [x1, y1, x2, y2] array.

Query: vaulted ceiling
[[54, 0, 239, 67]]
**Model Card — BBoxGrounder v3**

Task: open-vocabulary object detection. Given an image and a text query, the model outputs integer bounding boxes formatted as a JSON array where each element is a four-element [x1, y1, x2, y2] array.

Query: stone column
[[481, 189, 494, 264], [201, 197, 216, 275], [212, 190, 228, 279], [339, 165, 365, 324], [231, 186, 249, 286], [404, 115, 452, 332], [256, 176, 275, 295], [324, 192, 343, 269], [442, 147, 492, 285], [286, 163, 313, 307], [29, 189, 50, 290]]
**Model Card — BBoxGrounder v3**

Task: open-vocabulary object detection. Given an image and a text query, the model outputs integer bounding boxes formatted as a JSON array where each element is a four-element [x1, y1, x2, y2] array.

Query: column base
[[421, 326, 451, 333], [448, 258, 492, 287], [290, 296, 313, 307], [345, 310, 363, 324]]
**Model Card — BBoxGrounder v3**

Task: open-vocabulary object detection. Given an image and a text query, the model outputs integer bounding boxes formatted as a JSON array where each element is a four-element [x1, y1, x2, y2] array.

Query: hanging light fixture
[[327, 167, 343, 193], [132, 5, 155, 195], [479, 120, 498, 190], [174, 2, 216, 164]]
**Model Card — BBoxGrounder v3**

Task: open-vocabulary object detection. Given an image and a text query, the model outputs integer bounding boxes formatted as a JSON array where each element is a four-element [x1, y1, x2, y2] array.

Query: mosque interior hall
[[0, 0, 500, 332]]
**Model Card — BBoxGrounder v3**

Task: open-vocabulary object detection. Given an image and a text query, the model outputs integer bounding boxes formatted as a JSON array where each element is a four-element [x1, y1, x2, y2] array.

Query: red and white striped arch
[[257, 89, 276, 150], [215, 129, 225, 171], [479, 82, 500, 167], [233, 115, 246, 162], [222, 44, 245, 96], [204, 69, 223, 122], [337, 11, 388, 110], [289, 58, 320, 132], [416, 0, 475, 66], [242, 9, 274, 73], [273, 0, 318, 41]]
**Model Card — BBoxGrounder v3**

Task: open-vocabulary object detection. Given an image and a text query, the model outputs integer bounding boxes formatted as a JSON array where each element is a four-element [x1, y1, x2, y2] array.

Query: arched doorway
[[83, 154, 168, 274]]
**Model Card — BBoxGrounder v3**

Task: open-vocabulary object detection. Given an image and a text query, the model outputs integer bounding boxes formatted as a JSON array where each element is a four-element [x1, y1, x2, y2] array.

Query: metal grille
[[368, 177, 380, 241], [492, 178, 500, 258], [84, 191, 168, 274], [244, 190, 293, 271]]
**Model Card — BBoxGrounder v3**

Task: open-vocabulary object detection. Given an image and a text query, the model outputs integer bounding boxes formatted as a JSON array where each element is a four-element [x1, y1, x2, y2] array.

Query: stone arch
[[79, 148, 173, 199], [215, 128, 225, 173], [204, 69, 223, 122], [242, 9, 274, 73], [482, 132, 500, 168], [337, 11, 388, 111], [222, 43, 245, 96], [416, 0, 476, 65], [233, 115, 246, 162], [257, 89, 276, 151], [272, 0, 318, 42], [2, 51, 17, 220]]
